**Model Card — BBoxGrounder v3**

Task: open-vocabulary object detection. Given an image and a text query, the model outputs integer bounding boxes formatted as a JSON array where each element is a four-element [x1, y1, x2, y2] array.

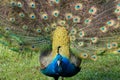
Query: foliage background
[[0, 44, 120, 80]]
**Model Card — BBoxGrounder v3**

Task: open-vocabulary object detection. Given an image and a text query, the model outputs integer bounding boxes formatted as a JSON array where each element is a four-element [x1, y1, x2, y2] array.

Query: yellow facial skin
[[52, 26, 70, 59]]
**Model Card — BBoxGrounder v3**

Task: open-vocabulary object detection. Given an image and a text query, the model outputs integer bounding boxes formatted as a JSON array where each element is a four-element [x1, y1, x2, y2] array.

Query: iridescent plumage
[[0, 0, 120, 80]]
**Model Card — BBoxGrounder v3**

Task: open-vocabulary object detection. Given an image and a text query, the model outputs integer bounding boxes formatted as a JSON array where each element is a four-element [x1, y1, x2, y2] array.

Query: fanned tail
[[0, 0, 120, 61]]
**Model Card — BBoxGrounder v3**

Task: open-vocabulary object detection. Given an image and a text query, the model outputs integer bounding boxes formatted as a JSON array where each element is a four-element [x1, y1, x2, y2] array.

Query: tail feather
[[0, 0, 120, 60]]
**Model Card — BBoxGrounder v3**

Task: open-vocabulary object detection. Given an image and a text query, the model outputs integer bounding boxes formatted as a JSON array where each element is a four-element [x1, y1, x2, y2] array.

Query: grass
[[0, 45, 120, 80]]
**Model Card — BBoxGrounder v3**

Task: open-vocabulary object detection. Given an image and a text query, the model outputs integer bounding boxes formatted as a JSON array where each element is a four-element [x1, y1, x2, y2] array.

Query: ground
[[0, 45, 120, 80]]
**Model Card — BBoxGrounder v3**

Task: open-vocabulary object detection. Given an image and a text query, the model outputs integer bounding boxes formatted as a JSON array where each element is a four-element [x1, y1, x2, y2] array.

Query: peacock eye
[[112, 42, 118, 48], [58, 20, 66, 26], [41, 14, 48, 20], [112, 44, 116, 46], [67, 16, 71, 19], [75, 3, 82, 10], [100, 26, 107, 33], [5, 27, 10, 32], [30, 2, 36, 8], [73, 16, 80, 23], [89, 7, 97, 14], [22, 25, 28, 30], [43, 16, 48, 20], [76, 5, 80, 9], [19, 12, 25, 18], [55, 0, 60, 4], [83, 54, 87, 57], [10, 1, 16, 7], [107, 43, 112, 49], [106, 20, 115, 26], [91, 37, 98, 43], [70, 35, 76, 41], [107, 21, 111, 25], [65, 13, 73, 20], [36, 29, 41, 33], [81, 53, 88, 58], [30, 14, 36, 19], [9, 17, 15, 22], [89, 9, 94, 13], [114, 8, 120, 14], [84, 18, 91, 24], [51, 23, 56, 29], [100, 27, 105, 30], [45, 27, 50, 32], [17, 2, 23, 8], [90, 55, 97, 61], [78, 42, 84, 47], [79, 31, 85, 37], [52, 10, 59, 17], [70, 28, 77, 35]]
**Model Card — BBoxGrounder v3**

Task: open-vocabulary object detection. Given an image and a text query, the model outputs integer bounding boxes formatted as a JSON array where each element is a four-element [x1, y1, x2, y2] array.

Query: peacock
[[0, 0, 120, 80]]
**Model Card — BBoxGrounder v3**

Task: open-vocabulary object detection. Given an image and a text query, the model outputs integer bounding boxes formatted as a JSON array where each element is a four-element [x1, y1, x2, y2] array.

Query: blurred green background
[[0, 44, 120, 80]]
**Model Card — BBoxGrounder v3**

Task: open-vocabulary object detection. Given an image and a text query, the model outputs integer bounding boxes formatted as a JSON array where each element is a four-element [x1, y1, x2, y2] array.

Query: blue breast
[[40, 54, 80, 77]]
